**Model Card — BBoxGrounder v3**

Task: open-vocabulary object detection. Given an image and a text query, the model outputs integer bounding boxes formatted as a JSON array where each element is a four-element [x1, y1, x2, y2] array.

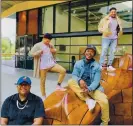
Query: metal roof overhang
[[1, 1, 67, 18]]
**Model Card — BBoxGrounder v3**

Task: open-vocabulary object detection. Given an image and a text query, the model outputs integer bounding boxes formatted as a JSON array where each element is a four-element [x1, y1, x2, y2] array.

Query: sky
[[1, 17, 16, 44]]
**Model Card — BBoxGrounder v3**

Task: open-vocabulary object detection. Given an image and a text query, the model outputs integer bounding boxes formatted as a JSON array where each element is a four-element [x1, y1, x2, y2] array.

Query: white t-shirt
[[108, 17, 118, 39], [40, 44, 56, 70]]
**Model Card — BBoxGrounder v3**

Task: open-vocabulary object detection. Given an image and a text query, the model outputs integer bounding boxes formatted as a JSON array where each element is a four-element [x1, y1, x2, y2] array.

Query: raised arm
[[98, 18, 104, 33], [49, 44, 56, 54]]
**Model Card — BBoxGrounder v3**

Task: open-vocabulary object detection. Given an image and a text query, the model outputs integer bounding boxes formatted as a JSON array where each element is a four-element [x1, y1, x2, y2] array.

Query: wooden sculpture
[[43, 54, 132, 125]]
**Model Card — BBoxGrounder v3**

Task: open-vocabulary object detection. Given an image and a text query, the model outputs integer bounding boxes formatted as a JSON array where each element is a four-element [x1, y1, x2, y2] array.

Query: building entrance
[[15, 35, 37, 69]]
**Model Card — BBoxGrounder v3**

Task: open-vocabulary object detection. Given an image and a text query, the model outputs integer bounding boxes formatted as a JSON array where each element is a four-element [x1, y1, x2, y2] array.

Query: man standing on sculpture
[[98, 7, 123, 71], [68, 45, 110, 125], [29, 33, 66, 100]]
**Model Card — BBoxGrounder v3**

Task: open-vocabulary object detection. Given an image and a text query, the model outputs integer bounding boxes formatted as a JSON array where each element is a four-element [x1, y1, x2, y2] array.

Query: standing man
[[98, 7, 123, 71], [29, 33, 66, 100], [68, 45, 110, 125], [1, 76, 45, 125]]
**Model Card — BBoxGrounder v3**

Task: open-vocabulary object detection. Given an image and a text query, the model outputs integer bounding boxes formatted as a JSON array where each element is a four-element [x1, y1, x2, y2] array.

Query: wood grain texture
[[44, 54, 132, 125]]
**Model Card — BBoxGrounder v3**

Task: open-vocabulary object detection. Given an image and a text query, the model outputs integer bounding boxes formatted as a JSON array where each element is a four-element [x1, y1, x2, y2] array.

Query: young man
[[68, 45, 110, 125], [29, 33, 66, 100], [98, 7, 123, 71], [1, 76, 45, 125]]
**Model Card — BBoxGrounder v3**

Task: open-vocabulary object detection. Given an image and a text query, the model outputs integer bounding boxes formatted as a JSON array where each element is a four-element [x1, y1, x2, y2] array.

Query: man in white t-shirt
[[98, 7, 123, 71], [29, 33, 66, 100]]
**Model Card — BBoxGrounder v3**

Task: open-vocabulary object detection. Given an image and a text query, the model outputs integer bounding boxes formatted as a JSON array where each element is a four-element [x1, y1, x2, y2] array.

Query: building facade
[[14, 0, 132, 72]]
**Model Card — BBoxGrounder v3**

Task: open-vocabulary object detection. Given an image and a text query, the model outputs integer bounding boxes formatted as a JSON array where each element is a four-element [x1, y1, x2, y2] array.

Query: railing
[[1, 53, 15, 60]]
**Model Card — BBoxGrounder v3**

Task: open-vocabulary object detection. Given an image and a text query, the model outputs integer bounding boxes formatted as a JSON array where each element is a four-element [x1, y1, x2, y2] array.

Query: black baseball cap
[[84, 45, 97, 56], [43, 33, 52, 40]]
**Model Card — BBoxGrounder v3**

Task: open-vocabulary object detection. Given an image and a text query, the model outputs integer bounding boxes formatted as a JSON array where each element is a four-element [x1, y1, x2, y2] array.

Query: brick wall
[[109, 87, 133, 125]]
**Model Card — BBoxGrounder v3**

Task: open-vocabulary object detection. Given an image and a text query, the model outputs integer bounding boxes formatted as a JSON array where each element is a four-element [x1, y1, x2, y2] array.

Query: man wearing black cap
[[1, 76, 45, 125], [29, 33, 66, 100], [68, 45, 110, 125]]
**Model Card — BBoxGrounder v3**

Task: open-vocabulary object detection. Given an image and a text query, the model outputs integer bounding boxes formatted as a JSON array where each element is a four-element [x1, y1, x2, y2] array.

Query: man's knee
[[101, 48, 108, 56], [100, 98, 109, 106], [109, 49, 116, 55], [68, 79, 78, 88], [40, 78, 46, 85], [68, 79, 73, 87], [60, 67, 66, 74]]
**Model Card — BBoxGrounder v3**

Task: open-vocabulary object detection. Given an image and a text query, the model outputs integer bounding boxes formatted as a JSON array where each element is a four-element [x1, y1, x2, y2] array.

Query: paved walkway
[[1, 65, 72, 104]]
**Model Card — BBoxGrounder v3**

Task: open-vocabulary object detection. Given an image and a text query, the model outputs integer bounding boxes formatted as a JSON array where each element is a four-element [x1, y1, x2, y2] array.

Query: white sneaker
[[86, 98, 96, 111], [107, 66, 116, 71], [100, 122, 108, 125], [56, 85, 66, 91]]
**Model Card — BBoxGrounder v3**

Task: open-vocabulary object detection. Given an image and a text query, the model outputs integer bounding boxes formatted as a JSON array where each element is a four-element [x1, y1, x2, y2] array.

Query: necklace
[[16, 100, 28, 110]]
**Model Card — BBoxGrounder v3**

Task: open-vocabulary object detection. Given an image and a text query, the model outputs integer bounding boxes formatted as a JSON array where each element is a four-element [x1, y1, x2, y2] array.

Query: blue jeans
[[100, 38, 117, 66]]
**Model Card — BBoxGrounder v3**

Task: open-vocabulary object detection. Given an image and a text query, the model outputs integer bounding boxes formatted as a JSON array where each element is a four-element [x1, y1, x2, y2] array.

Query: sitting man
[[68, 45, 110, 125], [1, 76, 45, 125]]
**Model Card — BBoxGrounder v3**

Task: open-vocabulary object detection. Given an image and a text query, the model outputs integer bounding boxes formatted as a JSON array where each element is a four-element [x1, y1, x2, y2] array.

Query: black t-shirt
[[1, 93, 45, 125]]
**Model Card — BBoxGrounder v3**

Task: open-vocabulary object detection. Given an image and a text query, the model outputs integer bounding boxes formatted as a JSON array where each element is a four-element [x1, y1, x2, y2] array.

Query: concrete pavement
[[1, 65, 72, 104]]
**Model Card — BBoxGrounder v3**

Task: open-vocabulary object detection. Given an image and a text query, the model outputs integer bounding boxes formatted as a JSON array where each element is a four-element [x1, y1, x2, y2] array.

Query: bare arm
[[33, 117, 44, 125], [1, 117, 8, 125]]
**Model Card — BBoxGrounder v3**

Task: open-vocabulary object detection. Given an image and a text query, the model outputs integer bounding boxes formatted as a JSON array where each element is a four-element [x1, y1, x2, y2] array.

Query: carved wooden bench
[[43, 54, 132, 125]]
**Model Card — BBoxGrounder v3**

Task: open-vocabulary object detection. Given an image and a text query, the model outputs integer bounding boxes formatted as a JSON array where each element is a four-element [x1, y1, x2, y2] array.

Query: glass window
[[109, 0, 132, 28], [17, 11, 27, 36], [70, 54, 79, 62], [94, 46, 102, 55], [56, 45, 70, 54], [71, 0, 87, 32], [71, 45, 86, 54], [119, 34, 132, 44], [55, 3, 69, 33], [71, 37, 87, 45], [51, 38, 56, 46], [88, 36, 102, 44], [71, 37, 87, 54], [42, 6, 53, 34], [28, 9, 38, 35], [70, 54, 80, 72], [56, 38, 70, 45], [55, 38, 70, 53], [56, 54, 70, 62], [88, 0, 108, 31], [115, 45, 132, 55], [57, 62, 70, 72]]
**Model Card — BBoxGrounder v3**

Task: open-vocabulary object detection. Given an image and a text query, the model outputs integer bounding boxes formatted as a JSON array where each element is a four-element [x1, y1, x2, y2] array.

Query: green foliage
[[2, 37, 11, 53], [2, 37, 15, 60], [2, 37, 15, 54]]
